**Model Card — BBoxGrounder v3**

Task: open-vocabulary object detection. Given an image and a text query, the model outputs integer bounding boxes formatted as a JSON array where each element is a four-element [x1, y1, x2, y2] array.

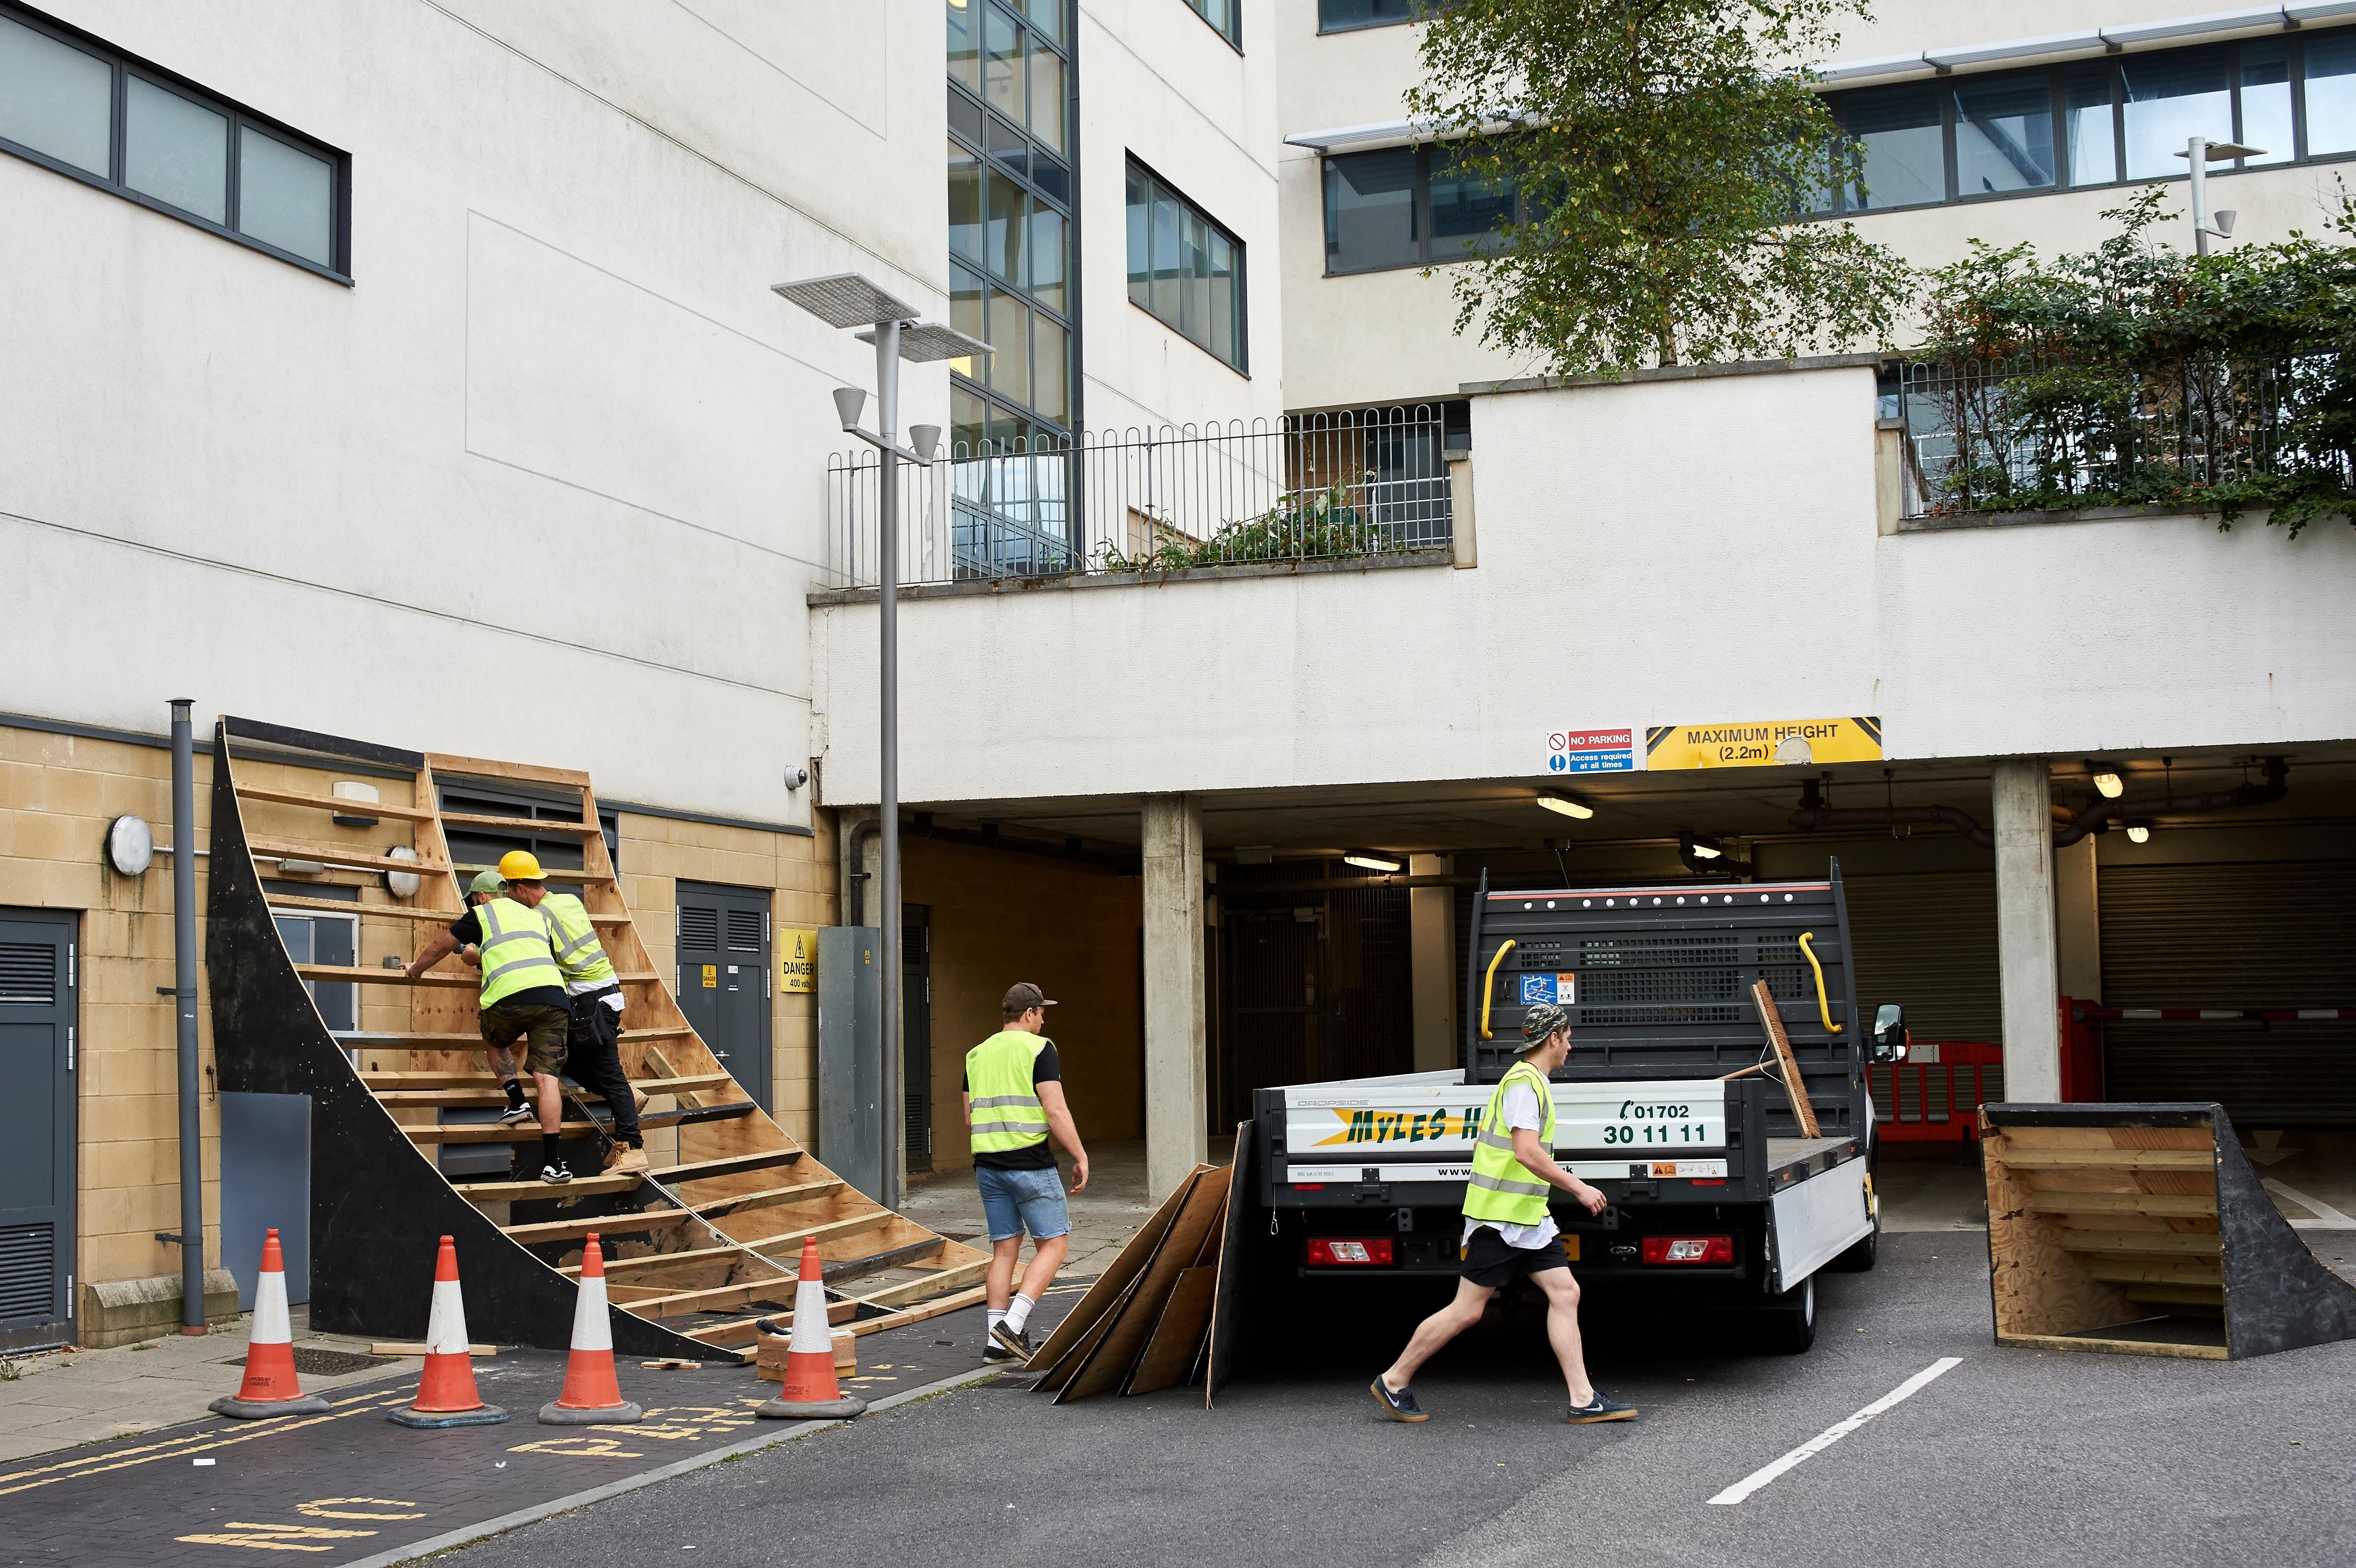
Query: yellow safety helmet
[[496, 849, 547, 883]]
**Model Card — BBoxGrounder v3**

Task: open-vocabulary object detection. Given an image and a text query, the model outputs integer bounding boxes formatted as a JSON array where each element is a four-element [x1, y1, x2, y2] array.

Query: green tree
[[1407, 0, 1911, 375]]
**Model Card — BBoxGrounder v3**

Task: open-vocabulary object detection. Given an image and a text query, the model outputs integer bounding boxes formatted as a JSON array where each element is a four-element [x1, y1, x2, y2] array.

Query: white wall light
[[1536, 791, 1595, 819]]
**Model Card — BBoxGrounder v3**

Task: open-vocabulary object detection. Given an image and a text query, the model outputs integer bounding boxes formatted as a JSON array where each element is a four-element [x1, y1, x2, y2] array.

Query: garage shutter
[[2099, 860, 2356, 1125], [1840, 871, 2003, 1048]]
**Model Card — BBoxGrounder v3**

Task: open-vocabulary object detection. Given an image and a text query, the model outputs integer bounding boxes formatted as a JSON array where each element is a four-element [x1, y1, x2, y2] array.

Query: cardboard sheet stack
[[1023, 1149, 1254, 1406]]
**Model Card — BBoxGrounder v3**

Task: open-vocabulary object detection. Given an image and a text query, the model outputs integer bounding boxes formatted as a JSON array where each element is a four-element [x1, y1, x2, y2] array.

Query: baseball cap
[[469, 870, 504, 897], [1521, 1002, 1573, 1048], [1002, 981, 1058, 1016]]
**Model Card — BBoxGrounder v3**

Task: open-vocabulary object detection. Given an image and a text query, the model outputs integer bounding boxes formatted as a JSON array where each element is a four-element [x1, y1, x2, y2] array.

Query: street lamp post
[[772, 273, 986, 1211], [2176, 136, 2263, 255]]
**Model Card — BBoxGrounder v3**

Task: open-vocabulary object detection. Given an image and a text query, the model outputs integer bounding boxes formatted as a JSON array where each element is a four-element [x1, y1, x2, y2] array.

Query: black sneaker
[[1369, 1376, 1427, 1422], [989, 1321, 1033, 1361], [1566, 1391, 1637, 1423], [498, 1104, 535, 1126], [982, 1340, 1019, 1363], [539, 1160, 574, 1184]]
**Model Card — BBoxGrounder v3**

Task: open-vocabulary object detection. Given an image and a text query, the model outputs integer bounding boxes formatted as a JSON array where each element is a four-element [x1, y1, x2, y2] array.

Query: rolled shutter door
[[1840, 871, 2003, 1048], [2099, 860, 2356, 1125]]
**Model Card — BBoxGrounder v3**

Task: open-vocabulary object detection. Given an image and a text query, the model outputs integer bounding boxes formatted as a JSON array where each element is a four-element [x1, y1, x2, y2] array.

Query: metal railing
[[1895, 353, 2347, 517], [821, 405, 1454, 589]]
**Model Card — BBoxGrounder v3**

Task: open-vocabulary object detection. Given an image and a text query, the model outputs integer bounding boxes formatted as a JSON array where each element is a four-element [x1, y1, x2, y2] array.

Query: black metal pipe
[[846, 817, 881, 927], [1789, 758, 2289, 848], [170, 700, 205, 1333]]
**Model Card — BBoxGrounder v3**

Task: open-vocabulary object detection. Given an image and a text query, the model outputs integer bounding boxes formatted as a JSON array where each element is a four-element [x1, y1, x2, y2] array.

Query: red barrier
[[1869, 1041, 2004, 1142]]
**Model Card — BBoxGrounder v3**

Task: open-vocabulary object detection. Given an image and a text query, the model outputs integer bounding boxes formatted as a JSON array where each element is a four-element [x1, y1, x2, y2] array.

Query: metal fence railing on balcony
[[820, 405, 1454, 590], [1894, 354, 2350, 519]]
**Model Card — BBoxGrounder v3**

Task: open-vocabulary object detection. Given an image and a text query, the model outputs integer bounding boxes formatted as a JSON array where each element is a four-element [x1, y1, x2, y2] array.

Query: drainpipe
[[171, 700, 206, 1334], [846, 817, 881, 927]]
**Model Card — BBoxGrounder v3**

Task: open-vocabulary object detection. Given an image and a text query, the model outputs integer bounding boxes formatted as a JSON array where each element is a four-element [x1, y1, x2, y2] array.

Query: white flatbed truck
[[1248, 864, 1905, 1352]]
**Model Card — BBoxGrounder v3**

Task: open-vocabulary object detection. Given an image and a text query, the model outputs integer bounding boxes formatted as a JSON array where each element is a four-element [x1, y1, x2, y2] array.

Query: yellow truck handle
[[1478, 939, 1518, 1040], [1798, 931, 1842, 1033]]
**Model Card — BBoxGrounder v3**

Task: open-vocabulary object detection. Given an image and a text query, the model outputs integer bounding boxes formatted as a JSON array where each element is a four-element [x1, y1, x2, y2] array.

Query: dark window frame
[[1819, 27, 2356, 218], [1316, 0, 1427, 36], [1182, 0, 1245, 54], [1124, 154, 1250, 374], [1320, 139, 1526, 277], [0, 1, 351, 281]]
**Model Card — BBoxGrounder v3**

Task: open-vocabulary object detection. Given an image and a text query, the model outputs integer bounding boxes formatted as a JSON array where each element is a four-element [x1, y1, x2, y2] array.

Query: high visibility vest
[[475, 896, 563, 1008], [1461, 1059, 1557, 1228], [967, 1031, 1050, 1155], [540, 892, 618, 989]]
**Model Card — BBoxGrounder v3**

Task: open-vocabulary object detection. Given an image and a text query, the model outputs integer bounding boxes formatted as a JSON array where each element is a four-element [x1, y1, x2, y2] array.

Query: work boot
[[604, 1143, 649, 1174], [1369, 1376, 1427, 1423], [1566, 1391, 1638, 1424]]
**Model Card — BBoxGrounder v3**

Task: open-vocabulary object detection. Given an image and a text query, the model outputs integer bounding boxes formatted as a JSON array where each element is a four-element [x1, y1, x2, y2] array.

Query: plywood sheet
[[1059, 1166, 1232, 1403], [1124, 1265, 1219, 1397], [1027, 1170, 1201, 1379]]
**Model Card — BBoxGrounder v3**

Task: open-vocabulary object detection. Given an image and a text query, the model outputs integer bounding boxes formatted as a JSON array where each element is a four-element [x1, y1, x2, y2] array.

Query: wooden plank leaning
[[1749, 978, 1821, 1139]]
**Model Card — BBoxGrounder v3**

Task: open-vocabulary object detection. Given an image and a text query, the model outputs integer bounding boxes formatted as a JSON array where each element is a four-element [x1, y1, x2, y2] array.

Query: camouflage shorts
[[479, 999, 570, 1077]]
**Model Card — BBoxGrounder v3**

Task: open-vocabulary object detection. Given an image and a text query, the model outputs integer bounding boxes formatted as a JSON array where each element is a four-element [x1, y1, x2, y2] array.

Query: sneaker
[[1369, 1375, 1427, 1423], [604, 1144, 649, 1174], [539, 1161, 574, 1184], [498, 1103, 535, 1126], [982, 1340, 1019, 1363], [989, 1321, 1033, 1362], [1566, 1391, 1638, 1424]]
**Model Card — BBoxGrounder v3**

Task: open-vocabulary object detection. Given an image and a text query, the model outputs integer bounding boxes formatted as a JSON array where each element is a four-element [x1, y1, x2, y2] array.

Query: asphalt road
[[446, 1235, 2356, 1568]]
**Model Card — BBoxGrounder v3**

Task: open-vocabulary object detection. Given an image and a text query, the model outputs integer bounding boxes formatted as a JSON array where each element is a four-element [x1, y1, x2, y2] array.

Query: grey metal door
[[0, 910, 77, 1351], [678, 883, 773, 1111]]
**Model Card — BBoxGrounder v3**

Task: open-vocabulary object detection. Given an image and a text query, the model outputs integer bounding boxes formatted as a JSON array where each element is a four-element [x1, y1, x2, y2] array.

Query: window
[[1125, 160, 1246, 371], [1319, 0, 1421, 33], [1183, 0, 1242, 51], [948, 0, 1074, 446], [0, 5, 347, 277], [1321, 141, 1524, 273], [1820, 28, 2356, 217]]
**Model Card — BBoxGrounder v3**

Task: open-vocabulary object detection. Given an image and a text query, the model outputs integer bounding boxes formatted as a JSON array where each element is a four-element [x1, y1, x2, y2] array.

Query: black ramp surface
[[437, 1236, 2356, 1568]]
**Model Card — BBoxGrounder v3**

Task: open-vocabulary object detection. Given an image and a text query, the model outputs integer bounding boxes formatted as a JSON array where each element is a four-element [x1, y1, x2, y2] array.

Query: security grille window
[[1822, 28, 2356, 215], [1125, 160, 1247, 371], [1321, 142, 1520, 275], [1182, 0, 1242, 51], [0, 4, 348, 278], [948, 0, 1075, 449]]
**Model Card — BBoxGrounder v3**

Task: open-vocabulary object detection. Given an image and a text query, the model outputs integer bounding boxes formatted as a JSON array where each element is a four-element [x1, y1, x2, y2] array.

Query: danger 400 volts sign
[[1646, 717, 1882, 770], [779, 927, 817, 993]]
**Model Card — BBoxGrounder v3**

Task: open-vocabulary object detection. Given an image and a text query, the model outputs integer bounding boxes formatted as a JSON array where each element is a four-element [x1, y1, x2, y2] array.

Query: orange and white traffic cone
[[537, 1234, 642, 1425], [756, 1237, 867, 1420], [390, 1236, 508, 1428], [209, 1229, 332, 1419]]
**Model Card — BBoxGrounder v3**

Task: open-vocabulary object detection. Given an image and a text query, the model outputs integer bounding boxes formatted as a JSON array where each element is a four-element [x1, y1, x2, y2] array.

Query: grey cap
[[1521, 1002, 1574, 1048], [469, 870, 504, 898]]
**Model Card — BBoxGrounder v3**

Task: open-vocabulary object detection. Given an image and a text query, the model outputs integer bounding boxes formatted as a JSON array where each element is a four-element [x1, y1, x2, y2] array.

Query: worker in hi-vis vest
[[452, 870, 539, 1128], [540, 884, 646, 1173], [406, 850, 579, 1183], [1370, 1002, 1637, 1425], [964, 981, 1090, 1365]]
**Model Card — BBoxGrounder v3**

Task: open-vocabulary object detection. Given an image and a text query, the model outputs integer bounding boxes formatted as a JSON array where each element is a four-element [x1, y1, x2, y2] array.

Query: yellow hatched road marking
[[0, 1391, 411, 1499]]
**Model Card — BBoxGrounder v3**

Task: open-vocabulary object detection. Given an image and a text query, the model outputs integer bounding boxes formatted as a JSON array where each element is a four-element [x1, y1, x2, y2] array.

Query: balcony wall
[[807, 361, 2356, 808]]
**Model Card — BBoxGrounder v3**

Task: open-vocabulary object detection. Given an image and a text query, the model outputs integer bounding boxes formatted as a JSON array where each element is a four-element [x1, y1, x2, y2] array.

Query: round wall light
[[385, 844, 422, 899], [105, 814, 154, 876]]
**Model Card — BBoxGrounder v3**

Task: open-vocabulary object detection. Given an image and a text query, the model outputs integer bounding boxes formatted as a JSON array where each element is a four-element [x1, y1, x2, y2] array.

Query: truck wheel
[[1757, 1276, 1816, 1354], [1828, 1218, 1879, 1273]]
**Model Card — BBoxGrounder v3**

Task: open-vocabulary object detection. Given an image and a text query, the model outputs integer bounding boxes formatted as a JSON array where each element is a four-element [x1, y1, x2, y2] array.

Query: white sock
[[986, 1308, 1007, 1344], [1005, 1293, 1036, 1334]]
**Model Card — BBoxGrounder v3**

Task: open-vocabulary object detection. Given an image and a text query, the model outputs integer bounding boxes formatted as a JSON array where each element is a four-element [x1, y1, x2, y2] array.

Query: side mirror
[[1871, 1003, 1908, 1064]]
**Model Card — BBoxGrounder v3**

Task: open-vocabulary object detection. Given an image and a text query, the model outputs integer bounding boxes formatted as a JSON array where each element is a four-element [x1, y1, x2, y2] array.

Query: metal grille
[[1576, 936, 1743, 1025], [0, 1222, 54, 1322], [679, 907, 720, 954], [1757, 936, 1806, 1002], [726, 911, 764, 952], [0, 943, 55, 1005]]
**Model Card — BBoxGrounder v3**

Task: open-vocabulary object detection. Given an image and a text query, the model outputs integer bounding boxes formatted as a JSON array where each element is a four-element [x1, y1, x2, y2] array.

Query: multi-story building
[[4, 0, 2352, 1353]]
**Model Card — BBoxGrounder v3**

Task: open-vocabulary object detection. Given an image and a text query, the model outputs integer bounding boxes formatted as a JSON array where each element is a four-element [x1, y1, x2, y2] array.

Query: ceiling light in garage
[[1536, 791, 1595, 819], [2126, 823, 2151, 844], [1343, 850, 1404, 873], [1683, 834, 1724, 860], [2090, 763, 2125, 798]]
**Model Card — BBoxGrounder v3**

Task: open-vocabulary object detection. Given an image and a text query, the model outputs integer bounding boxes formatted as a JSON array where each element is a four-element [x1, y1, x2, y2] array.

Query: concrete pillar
[[2054, 836, 2102, 1004], [1142, 794, 1208, 1199], [1408, 854, 1456, 1072], [1992, 760, 2063, 1102]]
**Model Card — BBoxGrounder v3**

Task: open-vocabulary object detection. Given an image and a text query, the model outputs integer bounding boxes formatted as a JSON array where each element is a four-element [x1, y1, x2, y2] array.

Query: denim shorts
[[976, 1163, 1071, 1243]]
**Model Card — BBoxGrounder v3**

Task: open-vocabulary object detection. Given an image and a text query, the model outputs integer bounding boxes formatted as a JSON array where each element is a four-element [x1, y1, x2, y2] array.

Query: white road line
[[1706, 1357, 1963, 1506], [2264, 1178, 2356, 1230]]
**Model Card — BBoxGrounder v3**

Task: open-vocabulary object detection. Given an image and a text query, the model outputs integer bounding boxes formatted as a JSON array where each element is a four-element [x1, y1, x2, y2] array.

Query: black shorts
[[1461, 1226, 1570, 1289]]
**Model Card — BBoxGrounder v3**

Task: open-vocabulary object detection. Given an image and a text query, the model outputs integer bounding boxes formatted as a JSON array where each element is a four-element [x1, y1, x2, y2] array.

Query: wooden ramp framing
[[1982, 1101, 2356, 1361], [204, 717, 986, 1360]]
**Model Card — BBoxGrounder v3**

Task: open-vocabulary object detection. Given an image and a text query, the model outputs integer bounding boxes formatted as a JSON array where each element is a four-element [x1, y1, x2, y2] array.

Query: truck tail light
[[1640, 1235, 1734, 1266], [1306, 1238, 1395, 1266]]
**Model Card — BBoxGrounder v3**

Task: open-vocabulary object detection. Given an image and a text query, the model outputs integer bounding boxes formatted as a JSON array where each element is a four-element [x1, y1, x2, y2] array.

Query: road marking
[[1706, 1357, 1963, 1506], [2264, 1178, 2356, 1229]]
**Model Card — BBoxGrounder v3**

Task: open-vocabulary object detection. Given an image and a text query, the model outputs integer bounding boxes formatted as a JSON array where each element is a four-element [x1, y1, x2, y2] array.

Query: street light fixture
[[772, 271, 988, 1212], [2174, 138, 2263, 255]]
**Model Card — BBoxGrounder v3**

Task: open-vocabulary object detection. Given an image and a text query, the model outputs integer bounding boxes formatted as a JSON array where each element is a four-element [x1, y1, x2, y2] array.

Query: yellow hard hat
[[497, 849, 547, 882]]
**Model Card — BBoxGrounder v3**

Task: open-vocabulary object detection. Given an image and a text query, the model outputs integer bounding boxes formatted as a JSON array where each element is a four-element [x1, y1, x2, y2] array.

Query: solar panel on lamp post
[[772, 273, 987, 1212]]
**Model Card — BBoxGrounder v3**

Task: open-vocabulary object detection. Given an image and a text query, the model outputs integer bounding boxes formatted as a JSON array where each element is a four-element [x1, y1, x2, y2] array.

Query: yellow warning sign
[[780, 927, 817, 993], [1645, 717, 1882, 770], [700, 964, 718, 988]]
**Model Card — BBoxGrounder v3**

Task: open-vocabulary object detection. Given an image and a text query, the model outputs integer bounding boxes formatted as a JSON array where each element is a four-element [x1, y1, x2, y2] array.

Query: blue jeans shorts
[[976, 1163, 1071, 1243]]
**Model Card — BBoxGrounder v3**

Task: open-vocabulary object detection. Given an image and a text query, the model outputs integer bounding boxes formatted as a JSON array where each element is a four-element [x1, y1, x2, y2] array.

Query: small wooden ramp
[[205, 717, 985, 1360], [1982, 1101, 2356, 1360]]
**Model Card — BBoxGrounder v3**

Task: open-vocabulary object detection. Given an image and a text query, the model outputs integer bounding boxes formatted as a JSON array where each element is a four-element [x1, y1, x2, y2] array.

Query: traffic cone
[[209, 1229, 331, 1419], [389, 1236, 508, 1428], [537, 1234, 642, 1425], [756, 1237, 867, 1420]]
